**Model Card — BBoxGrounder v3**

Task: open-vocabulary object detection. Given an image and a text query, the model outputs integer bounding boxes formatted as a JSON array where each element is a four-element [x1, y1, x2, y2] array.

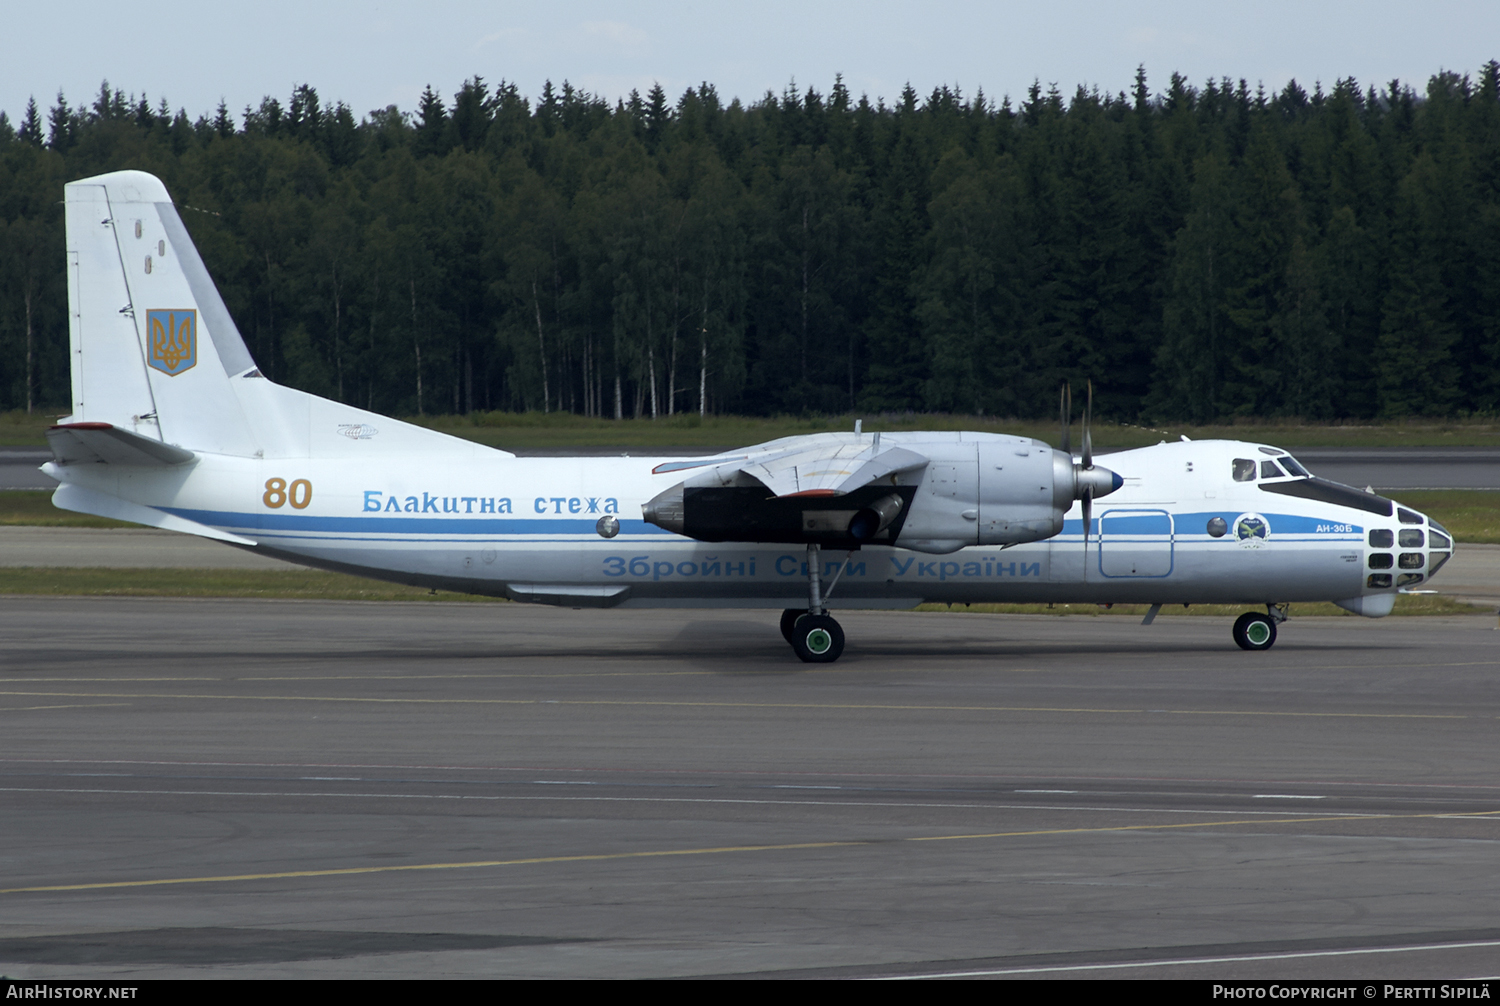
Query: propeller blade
[[1081, 488, 1093, 549], [1082, 380, 1093, 470], [1060, 382, 1071, 457]]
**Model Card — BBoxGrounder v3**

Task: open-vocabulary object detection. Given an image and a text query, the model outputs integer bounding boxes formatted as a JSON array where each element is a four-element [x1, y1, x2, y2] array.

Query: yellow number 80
[[263, 478, 313, 509]]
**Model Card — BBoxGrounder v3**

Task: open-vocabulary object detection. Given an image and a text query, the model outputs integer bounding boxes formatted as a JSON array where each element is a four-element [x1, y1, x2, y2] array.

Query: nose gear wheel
[[1232, 612, 1278, 651]]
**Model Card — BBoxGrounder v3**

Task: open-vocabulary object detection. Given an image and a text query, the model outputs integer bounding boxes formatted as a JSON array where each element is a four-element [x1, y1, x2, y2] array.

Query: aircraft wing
[[667, 441, 930, 497]]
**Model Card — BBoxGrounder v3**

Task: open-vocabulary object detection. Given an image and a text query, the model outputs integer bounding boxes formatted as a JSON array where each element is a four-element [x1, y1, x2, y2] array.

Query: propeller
[[1061, 380, 1117, 550]]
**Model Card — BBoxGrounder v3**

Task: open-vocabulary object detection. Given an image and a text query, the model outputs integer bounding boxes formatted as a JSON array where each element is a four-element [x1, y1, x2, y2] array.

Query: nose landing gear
[[782, 544, 848, 663], [1233, 604, 1287, 651]]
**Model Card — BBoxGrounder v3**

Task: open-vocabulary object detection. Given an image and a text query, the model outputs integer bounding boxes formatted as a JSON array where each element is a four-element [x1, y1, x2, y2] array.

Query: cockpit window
[[1280, 456, 1310, 477], [1233, 459, 1256, 482], [1260, 460, 1285, 479], [1257, 447, 1285, 456], [1430, 530, 1452, 549], [1397, 508, 1423, 525]]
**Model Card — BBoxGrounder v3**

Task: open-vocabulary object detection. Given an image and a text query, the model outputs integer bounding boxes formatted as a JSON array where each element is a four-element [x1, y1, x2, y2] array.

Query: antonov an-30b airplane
[[44, 170, 1454, 661]]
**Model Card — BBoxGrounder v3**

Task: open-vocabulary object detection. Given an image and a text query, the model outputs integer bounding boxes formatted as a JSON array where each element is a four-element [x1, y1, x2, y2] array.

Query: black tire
[[780, 608, 807, 644], [1232, 612, 1277, 651], [791, 614, 845, 664]]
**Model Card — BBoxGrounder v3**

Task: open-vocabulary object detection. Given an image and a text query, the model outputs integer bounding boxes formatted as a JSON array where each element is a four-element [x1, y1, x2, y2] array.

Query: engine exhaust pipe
[[847, 493, 904, 540]]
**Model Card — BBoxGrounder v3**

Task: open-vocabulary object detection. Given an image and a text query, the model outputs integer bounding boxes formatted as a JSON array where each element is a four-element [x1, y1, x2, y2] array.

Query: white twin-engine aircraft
[[45, 170, 1453, 662]]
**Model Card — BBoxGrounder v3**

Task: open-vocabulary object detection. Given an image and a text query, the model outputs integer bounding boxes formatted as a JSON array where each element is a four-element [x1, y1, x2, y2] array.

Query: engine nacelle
[[641, 434, 1121, 553], [894, 442, 1122, 554]]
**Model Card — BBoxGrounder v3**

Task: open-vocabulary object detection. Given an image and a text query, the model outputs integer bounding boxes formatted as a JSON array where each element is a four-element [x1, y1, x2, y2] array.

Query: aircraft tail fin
[[64, 170, 264, 456], [63, 170, 502, 461]]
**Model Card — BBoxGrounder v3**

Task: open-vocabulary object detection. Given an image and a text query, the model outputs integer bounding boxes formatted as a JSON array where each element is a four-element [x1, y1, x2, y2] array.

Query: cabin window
[[1206, 517, 1227, 537], [1232, 459, 1256, 481], [1369, 529, 1393, 548], [1368, 553, 1393, 569], [1397, 573, 1424, 587], [1260, 460, 1285, 479], [1367, 573, 1392, 589], [1398, 553, 1424, 569], [1398, 508, 1423, 525], [1398, 529, 1424, 548]]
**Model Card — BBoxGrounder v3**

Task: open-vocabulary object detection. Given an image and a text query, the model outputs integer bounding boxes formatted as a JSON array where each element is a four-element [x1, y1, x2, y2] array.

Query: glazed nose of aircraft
[[1365, 505, 1454, 591]]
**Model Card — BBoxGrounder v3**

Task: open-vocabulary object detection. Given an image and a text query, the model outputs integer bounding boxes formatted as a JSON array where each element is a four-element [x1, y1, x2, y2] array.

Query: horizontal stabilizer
[[50, 483, 256, 545], [47, 422, 196, 467]]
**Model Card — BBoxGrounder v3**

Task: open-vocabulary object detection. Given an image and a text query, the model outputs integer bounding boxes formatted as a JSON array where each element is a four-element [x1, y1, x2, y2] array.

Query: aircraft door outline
[[1098, 508, 1174, 578]]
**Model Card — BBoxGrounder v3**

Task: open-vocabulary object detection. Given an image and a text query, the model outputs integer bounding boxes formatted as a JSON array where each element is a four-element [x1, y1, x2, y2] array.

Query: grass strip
[[0, 567, 503, 602], [8, 408, 1500, 449], [1384, 490, 1500, 544], [0, 491, 131, 528]]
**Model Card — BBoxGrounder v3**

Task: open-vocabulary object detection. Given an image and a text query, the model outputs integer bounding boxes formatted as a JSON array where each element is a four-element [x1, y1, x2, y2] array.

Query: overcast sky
[[4, 1, 1496, 124]]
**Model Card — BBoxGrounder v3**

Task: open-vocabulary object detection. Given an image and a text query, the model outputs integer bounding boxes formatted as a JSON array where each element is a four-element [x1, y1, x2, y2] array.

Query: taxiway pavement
[[0, 601, 1497, 978]]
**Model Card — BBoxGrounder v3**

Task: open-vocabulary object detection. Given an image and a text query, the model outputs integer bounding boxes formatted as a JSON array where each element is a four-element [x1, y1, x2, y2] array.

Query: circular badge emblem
[[1234, 513, 1270, 548]]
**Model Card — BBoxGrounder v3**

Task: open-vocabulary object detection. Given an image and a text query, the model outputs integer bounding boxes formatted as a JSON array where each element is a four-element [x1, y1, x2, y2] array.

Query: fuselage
[[44, 435, 1449, 614]]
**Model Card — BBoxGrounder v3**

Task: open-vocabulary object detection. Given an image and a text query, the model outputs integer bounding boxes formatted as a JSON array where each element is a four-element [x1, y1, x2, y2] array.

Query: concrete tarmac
[[0, 600, 1498, 979]]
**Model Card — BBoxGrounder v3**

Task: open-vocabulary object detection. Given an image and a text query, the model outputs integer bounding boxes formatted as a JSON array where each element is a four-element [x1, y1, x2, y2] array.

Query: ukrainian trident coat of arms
[[146, 309, 196, 376]]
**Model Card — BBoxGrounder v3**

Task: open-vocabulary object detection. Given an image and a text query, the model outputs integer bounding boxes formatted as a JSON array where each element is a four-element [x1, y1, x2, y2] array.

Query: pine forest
[[0, 66, 1497, 424]]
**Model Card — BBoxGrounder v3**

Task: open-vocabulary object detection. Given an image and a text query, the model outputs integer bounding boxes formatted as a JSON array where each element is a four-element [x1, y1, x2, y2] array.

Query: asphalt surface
[[7, 444, 1500, 490], [1, 601, 1498, 979]]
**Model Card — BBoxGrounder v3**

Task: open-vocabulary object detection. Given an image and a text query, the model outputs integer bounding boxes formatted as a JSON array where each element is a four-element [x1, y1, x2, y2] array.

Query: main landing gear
[[1232, 604, 1288, 651], [781, 544, 847, 663]]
